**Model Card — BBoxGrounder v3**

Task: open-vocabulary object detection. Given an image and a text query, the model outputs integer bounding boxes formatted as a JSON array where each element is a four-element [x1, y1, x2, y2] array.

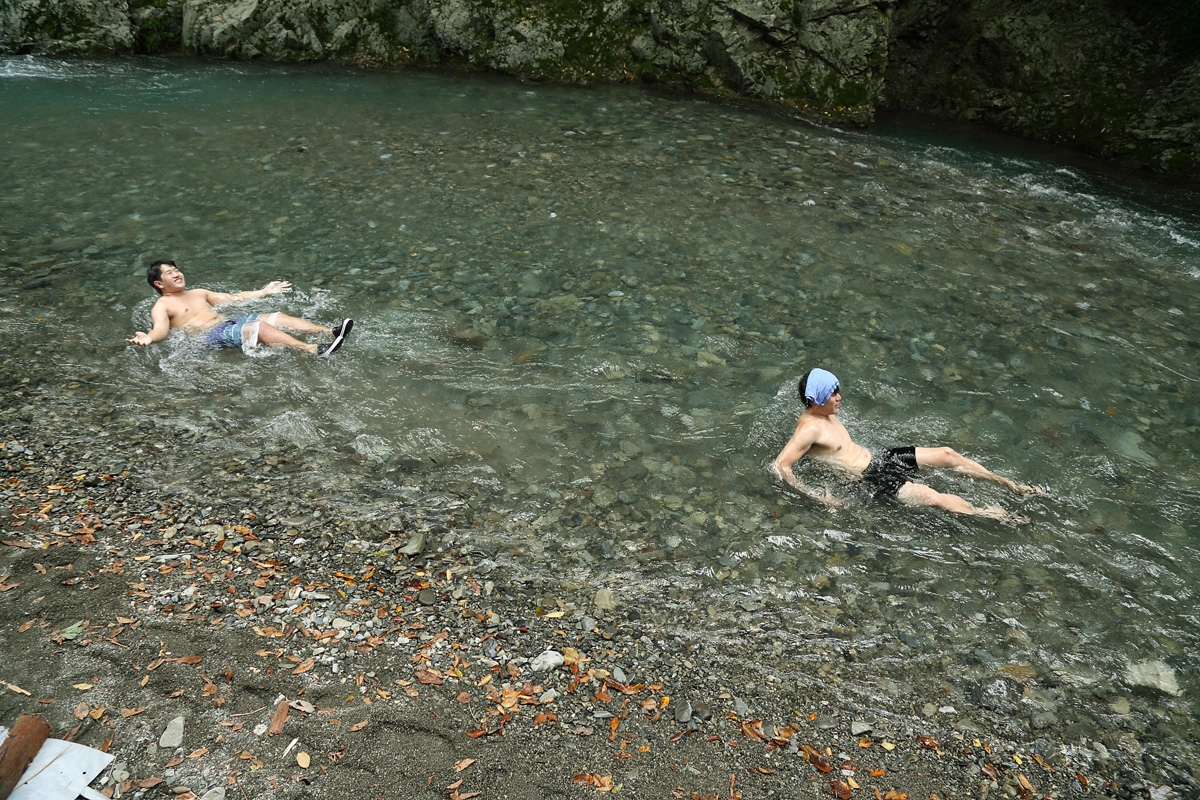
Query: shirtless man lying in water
[[126, 260, 352, 357], [772, 368, 1043, 520]]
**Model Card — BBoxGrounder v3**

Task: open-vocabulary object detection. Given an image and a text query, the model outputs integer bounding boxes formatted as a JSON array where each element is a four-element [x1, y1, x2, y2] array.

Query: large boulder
[[0, 0, 135, 53], [884, 0, 1200, 177], [174, 0, 896, 123]]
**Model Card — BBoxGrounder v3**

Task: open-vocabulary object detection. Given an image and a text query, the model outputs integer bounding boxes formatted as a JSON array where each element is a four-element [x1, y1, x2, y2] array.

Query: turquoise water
[[3, 55, 1198, 757]]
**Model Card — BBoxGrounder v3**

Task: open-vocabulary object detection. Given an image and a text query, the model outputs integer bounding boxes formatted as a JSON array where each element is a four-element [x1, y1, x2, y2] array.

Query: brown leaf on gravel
[[456, 692, 472, 704], [136, 777, 164, 789], [739, 719, 766, 742], [454, 758, 476, 772], [828, 780, 852, 799], [178, 655, 203, 665], [573, 774, 615, 792], [267, 700, 289, 735], [445, 779, 463, 791], [296, 752, 310, 769], [74, 701, 89, 720], [801, 745, 833, 773], [120, 708, 146, 718], [883, 791, 907, 800], [415, 670, 443, 685], [982, 764, 999, 780], [165, 757, 184, 768], [350, 720, 368, 732], [18, 620, 35, 633], [916, 736, 939, 749], [292, 658, 315, 675]]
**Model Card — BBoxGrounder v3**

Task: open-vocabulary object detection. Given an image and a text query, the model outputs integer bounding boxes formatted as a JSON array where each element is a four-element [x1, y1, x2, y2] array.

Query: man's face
[[816, 388, 841, 415], [156, 264, 185, 292]]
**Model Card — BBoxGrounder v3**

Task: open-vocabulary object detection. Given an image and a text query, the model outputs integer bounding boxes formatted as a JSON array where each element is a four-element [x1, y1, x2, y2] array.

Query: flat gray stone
[[159, 716, 185, 749]]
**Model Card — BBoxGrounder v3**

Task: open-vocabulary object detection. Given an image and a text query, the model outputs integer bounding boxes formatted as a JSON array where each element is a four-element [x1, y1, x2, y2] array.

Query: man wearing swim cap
[[772, 368, 1042, 519]]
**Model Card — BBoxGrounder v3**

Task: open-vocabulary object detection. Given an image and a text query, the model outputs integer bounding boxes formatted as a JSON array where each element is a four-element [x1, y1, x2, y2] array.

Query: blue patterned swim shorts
[[203, 316, 259, 351]]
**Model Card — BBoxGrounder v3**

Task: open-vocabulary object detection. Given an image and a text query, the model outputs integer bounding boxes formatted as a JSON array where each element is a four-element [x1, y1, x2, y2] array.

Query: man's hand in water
[[262, 281, 292, 295], [126, 332, 153, 346]]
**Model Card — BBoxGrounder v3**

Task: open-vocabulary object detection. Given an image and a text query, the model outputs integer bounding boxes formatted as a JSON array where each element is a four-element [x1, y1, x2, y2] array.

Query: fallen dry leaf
[[267, 700, 289, 735], [136, 777, 163, 789], [573, 773, 615, 792], [456, 692, 473, 704], [415, 670, 443, 685], [72, 683, 93, 690], [454, 758, 476, 772], [292, 658, 315, 675], [350, 720, 368, 732], [296, 752, 310, 769], [828, 780, 852, 799], [73, 702, 89, 720]]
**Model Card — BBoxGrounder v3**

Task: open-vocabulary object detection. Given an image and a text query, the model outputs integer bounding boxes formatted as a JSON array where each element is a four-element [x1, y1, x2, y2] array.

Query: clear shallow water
[[3, 55, 1199, 749]]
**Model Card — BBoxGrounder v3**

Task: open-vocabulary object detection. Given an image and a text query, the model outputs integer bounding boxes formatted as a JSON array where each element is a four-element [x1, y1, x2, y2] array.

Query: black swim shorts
[[861, 447, 919, 499]]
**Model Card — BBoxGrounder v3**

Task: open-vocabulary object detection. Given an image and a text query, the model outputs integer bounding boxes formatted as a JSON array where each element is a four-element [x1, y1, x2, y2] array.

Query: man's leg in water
[[897, 481, 1008, 520], [259, 313, 331, 336], [914, 447, 1041, 494], [257, 322, 319, 355]]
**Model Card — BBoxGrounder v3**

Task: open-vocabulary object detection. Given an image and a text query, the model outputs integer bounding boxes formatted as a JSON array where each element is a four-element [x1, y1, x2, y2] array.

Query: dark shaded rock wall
[[2, 0, 1197, 178], [884, 0, 1200, 177]]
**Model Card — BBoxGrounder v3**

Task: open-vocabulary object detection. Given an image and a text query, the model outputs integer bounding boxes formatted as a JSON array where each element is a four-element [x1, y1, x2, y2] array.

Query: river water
[[3, 56, 1198, 765]]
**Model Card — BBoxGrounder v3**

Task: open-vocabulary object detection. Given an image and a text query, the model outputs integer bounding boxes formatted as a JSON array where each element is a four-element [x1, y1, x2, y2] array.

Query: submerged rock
[[1125, 660, 1181, 696]]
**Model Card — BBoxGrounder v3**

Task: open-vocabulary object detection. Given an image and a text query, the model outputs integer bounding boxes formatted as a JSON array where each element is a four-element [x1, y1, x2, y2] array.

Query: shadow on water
[[3, 55, 1199, 763]]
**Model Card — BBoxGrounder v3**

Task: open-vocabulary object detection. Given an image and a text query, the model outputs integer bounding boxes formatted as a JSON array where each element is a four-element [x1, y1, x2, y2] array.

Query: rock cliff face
[[884, 0, 1200, 177], [2, 0, 1197, 179]]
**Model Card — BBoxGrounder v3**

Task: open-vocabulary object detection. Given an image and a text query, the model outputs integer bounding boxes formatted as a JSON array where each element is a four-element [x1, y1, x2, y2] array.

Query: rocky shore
[[2, 0, 1198, 181], [2, 350, 1195, 798]]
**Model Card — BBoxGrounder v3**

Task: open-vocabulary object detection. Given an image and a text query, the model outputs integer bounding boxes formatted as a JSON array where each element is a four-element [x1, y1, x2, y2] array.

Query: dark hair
[[147, 259, 175, 294], [798, 369, 815, 407]]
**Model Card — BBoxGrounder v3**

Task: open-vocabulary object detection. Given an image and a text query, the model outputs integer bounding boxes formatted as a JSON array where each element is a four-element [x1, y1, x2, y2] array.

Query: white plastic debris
[[0, 725, 114, 800]]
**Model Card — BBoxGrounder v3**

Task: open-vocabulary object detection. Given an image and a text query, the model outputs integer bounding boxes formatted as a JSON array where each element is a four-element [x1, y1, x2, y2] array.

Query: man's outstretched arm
[[126, 302, 170, 346], [204, 280, 292, 306], [772, 425, 842, 507]]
